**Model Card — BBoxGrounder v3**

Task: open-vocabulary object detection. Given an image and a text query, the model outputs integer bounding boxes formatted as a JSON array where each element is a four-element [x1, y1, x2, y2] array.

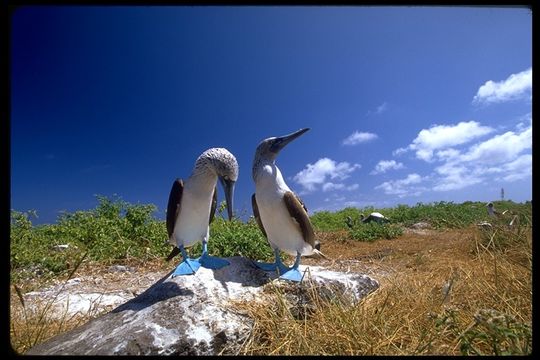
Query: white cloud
[[500, 154, 532, 182], [376, 102, 388, 114], [392, 147, 408, 157], [322, 182, 345, 192], [375, 173, 427, 198], [321, 183, 360, 192], [370, 160, 404, 175], [396, 121, 494, 161], [431, 123, 532, 191], [367, 102, 388, 116], [460, 127, 531, 165], [515, 112, 532, 132], [293, 158, 361, 192], [386, 115, 531, 196], [473, 68, 532, 104], [435, 148, 460, 161], [342, 131, 378, 146], [432, 163, 484, 191]]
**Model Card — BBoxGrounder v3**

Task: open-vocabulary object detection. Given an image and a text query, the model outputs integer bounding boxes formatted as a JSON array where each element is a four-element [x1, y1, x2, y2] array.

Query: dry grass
[[10, 224, 532, 355], [236, 225, 532, 355], [10, 291, 107, 354]]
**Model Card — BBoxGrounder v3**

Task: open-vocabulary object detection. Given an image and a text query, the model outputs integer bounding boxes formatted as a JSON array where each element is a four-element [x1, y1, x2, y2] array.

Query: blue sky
[[10, 6, 532, 225]]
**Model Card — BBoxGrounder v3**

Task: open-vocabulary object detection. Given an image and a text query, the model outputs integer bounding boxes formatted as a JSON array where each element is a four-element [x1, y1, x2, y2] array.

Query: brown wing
[[166, 179, 183, 238], [251, 193, 267, 238], [209, 186, 217, 224], [165, 179, 183, 262], [283, 191, 316, 248]]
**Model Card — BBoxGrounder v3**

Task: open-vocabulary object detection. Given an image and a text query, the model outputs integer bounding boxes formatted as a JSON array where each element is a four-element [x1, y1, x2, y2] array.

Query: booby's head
[[254, 128, 310, 161], [196, 148, 238, 220], [252, 128, 309, 177]]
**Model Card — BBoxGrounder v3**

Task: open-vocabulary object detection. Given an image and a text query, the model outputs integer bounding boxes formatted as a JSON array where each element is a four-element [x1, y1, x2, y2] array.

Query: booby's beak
[[270, 128, 310, 154], [219, 177, 236, 220]]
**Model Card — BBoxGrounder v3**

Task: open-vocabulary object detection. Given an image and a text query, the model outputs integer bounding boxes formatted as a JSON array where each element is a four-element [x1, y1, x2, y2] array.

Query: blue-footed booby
[[251, 128, 324, 282], [166, 148, 238, 277]]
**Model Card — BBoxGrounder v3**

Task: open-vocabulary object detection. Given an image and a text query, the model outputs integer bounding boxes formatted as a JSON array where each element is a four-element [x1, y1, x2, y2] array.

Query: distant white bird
[[251, 128, 324, 282], [360, 212, 390, 224], [166, 148, 238, 277]]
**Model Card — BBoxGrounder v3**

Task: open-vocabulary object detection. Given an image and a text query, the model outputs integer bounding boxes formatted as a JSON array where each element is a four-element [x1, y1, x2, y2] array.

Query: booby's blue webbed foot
[[197, 242, 230, 269], [253, 248, 290, 275], [252, 260, 278, 271], [252, 260, 291, 276], [171, 258, 201, 277], [279, 267, 303, 282], [199, 254, 230, 269], [278, 252, 303, 282]]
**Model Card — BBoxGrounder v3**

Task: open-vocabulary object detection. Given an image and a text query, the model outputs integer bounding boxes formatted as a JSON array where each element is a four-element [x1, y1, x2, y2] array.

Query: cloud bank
[[293, 157, 361, 193], [473, 68, 532, 105], [382, 115, 532, 197], [393, 121, 494, 162]]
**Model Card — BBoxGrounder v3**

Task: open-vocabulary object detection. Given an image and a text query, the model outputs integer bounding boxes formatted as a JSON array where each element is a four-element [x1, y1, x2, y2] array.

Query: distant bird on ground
[[360, 212, 390, 224], [485, 202, 520, 227], [345, 216, 355, 229], [486, 202, 508, 217], [166, 148, 238, 277], [251, 128, 325, 282]]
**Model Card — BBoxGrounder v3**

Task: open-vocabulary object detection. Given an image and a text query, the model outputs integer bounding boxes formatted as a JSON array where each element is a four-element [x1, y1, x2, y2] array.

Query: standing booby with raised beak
[[166, 148, 238, 277], [251, 128, 323, 282]]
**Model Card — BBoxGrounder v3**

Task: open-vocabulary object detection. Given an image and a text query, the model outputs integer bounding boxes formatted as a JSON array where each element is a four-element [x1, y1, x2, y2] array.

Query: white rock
[[26, 256, 379, 355]]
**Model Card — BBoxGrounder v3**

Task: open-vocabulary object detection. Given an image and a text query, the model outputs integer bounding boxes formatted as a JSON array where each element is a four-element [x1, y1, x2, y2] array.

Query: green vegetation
[[10, 197, 531, 283], [310, 200, 529, 232], [348, 222, 403, 242], [10, 195, 168, 282], [208, 217, 274, 260]]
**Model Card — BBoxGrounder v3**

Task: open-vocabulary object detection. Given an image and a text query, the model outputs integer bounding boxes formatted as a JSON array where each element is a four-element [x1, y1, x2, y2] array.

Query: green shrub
[[207, 217, 274, 261], [310, 207, 363, 231], [348, 222, 403, 242], [10, 196, 169, 281]]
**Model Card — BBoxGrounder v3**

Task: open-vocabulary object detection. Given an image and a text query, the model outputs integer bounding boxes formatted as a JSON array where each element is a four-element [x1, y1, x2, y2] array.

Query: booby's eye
[[223, 175, 230, 181]]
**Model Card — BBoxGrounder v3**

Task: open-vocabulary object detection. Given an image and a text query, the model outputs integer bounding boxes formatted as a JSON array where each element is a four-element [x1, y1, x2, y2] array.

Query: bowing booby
[[166, 148, 238, 277], [251, 128, 324, 282]]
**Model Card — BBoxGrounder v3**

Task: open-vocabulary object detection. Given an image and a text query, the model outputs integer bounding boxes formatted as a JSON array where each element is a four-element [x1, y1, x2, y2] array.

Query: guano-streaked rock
[[26, 256, 379, 355]]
